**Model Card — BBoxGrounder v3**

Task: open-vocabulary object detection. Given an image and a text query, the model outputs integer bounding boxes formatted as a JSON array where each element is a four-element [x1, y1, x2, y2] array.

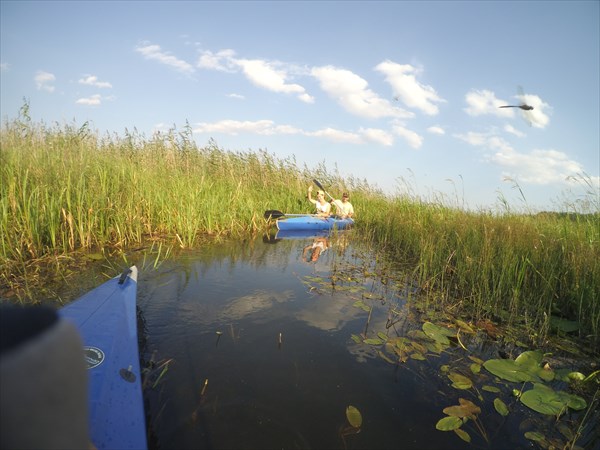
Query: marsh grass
[[1, 106, 598, 349], [359, 190, 600, 350]]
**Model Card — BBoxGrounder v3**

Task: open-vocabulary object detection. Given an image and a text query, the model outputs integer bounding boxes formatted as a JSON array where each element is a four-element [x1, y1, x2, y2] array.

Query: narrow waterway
[[135, 232, 525, 450]]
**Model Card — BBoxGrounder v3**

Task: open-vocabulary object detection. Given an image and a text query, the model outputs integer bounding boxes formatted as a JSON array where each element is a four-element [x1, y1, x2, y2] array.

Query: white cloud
[[454, 131, 491, 146], [135, 43, 195, 74], [516, 93, 551, 129], [78, 75, 112, 88], [1, 62, 10, 72], [359, 128, 395, 146], [464, 89, 513, 117], [227, 93, 245, 100], [427, 126, 445, 135], [192, 119, 396, 146], [491, 148, 585, 185], [76, 94, 102, 106], [234, 59, 314, 103], [197, 49, 238, 72], [376, 61, 445, 116], [35, 71, 56, 92], [392, 122, 423, 149], [308, 128, 363, 144], [193, 119, 302, 136], [197, 50, 313, 102], [504, 124, 525, 137], [464, 89, 551, 129], [456, 130, 586, 185], [311, 65, 413, 119]]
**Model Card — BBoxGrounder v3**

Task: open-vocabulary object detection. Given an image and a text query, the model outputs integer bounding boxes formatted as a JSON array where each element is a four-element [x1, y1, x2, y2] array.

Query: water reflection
[[137, 234, 505, 449]]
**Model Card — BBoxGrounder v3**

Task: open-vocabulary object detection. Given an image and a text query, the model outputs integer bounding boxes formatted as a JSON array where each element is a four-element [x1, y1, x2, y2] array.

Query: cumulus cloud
[[197, 49, 238, 72], [235, 59, 314, 103], [311, 65, 413, 119], [491, 148, 585, 184], [456, 130, 586, 185], [192, 119, 396, 146], [197, 49, 313, 102], [391, 122, 423, 149], [35, 71, 56, 92], [504, 124, 525, 137], [193, 119, 301, 136], [454, 131, 491, 147], [375, 61, 445, 115], [308, 128, 364, 144], [78, 75, 112, 88], [359, 128, 395, 146], [516, 93, 551, 129], [464, 89, 512, 117], [427, 125, 445, 135], [135, 43, 195, 74], [76, 94, 102, 106], [464, 89, 551, 129]]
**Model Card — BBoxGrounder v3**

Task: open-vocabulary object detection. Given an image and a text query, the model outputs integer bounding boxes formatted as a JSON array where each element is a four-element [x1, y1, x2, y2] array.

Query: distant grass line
[[1, 107, 598, 348]]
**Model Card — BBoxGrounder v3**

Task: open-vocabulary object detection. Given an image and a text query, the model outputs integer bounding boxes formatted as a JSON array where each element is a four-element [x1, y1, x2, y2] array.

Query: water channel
[[131, 231, 541, 450]]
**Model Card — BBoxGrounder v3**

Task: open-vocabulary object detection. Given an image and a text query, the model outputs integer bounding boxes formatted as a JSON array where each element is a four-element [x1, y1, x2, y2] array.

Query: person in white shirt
[[332, 192, 354, 219], [307, 185, 331, 217]]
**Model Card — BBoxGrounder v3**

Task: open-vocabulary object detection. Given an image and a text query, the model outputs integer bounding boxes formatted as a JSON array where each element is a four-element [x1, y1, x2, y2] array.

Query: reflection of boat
[[59, 266, 147, 450], [275, 229, 331, 240], [276, 215, 354, 231]]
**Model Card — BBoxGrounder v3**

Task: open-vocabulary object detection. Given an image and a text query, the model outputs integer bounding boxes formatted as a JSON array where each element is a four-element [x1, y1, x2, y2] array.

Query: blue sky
[[2, 1, 599, 211]]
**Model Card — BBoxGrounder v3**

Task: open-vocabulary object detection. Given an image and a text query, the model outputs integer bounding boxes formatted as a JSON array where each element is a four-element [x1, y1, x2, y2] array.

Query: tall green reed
[[360, 185, 599, 349], [1, 108, 597, 350]]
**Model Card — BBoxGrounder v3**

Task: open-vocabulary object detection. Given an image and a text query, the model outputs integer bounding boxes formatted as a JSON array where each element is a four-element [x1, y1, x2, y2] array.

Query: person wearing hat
[[332, 192, 354, 219], [307, 185, 331, 217]]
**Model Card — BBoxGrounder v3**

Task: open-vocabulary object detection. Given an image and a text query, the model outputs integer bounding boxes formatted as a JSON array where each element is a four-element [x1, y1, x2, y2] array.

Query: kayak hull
[[276, 216, 354, 231], [59, 266, 147, 450]]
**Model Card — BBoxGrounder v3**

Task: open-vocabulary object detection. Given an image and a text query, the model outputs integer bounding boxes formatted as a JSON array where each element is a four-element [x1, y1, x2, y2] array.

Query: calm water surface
[[135, 233, 523, 450]]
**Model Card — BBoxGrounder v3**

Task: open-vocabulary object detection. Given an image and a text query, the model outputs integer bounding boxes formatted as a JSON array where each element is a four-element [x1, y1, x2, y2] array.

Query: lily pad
[[346, 405, 362, 428], [520, 383, 587, 415], [483, 350, 554, 383], [352, 300, 371, 312], [363, 338, 384, 345], [524, 431, 546, 442], [493, 398, 509, 416], [423, 322, 453, 345], [454, 428, 471, 442], [435, 416, 463, 431], [350, 334, 362, 344], [442, 398, 480, 418], [448, 372, 473, 390]]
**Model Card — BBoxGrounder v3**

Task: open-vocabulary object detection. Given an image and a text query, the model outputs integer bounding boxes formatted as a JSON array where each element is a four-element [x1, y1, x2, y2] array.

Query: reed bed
[[1, 107, 598, 348], [359, 195, 599, 349]]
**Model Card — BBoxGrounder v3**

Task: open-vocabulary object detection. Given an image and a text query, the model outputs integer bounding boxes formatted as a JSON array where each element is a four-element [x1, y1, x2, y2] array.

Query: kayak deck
[[276, 215, 354, 231], [59, 266, 147, 450]]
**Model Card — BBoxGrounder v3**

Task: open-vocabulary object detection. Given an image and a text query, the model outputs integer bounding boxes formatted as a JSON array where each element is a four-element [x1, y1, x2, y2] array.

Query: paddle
[[264, 210, 316, 220], [312, 179, 336, 201], [313, 179, 343, 211]]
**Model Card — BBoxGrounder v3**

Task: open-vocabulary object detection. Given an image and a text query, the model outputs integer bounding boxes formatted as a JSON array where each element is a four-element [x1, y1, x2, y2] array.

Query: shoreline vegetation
[[1, 104, 599, 353]]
